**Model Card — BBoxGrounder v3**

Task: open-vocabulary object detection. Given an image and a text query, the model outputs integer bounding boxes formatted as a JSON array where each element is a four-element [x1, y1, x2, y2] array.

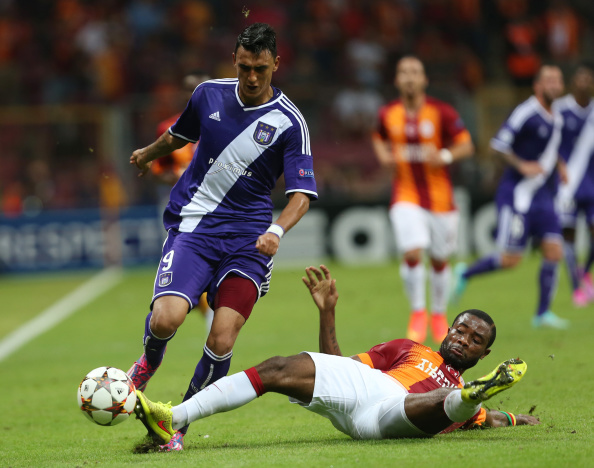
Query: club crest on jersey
[[253, 121, 276, 146], [158, 272, 172, 287]]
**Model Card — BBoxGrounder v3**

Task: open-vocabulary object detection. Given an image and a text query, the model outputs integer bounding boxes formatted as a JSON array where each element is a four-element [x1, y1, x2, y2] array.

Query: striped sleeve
[[490, 99, 534, 153]]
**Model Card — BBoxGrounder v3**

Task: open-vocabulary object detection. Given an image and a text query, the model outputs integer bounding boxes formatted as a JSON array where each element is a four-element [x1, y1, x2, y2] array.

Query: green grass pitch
[[0, 257, 592, 467]]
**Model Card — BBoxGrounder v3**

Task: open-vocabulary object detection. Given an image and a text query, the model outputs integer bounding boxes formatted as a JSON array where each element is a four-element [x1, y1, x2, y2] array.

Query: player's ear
[[232, 52, 237, 65], [273, 55, 280, 72], [479, 348, 491, 360]]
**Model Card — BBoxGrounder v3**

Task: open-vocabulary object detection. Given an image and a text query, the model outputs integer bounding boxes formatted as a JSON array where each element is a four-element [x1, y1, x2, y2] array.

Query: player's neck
[[535, 94, 553, 114], [402, 94, 425, 114], [573, 92, 591, 108], [240, 86, 274, 107]]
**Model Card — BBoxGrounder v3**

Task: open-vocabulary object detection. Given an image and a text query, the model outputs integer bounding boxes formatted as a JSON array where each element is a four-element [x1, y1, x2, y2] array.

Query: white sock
[[172, 371, 257, 430], [443, 390, 481, 422], [400, 262, 426, 311], [430, 265, 450, 314]]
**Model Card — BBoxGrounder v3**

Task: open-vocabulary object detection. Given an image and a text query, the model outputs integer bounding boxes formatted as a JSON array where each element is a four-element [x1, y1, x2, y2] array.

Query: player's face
[[439, 313, 492, 371], [233, 46, 280, 107], [395, 58, 428, 98], [534, 66, 564, 104], [572, 68, 594, 96]]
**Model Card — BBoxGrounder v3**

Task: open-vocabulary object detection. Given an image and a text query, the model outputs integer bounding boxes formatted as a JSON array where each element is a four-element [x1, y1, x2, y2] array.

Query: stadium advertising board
[[2, 189, 589, 273]]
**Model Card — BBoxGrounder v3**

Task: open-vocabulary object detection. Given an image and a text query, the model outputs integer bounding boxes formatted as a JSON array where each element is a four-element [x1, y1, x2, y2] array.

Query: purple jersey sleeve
[[490, 118, 519, 154], [282, 125, 318, 200]]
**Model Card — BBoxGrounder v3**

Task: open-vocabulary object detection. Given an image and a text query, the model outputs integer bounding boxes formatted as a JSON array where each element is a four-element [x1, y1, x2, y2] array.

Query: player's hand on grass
[[486, 410, 541, 427], [302, 265, 339, 313], [515, 414, 540, 426], [130, 149, 152, 177], [256, 232, 280, 256]]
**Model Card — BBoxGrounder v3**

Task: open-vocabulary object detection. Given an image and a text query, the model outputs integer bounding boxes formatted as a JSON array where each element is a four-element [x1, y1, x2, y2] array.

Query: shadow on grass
[[131, 431, 517, 454]]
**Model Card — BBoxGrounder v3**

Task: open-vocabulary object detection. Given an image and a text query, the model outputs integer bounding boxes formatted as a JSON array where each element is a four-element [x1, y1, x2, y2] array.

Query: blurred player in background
[[134, 265, 538, 445], [151, 71, 214, 335], [128, 23, 317, 451], [452, 65, 568, 329], [554, 63, 594, 307], [372, 56, 474, 344], [151, 71, 211, 193]]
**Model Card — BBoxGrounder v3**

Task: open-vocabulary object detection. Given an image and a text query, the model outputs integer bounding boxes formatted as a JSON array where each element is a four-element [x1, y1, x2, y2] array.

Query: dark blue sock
[[464, 254, 500, 280], [584, 240, 594, 273], [143, 311, 175, 368], [563, 241, 580, 291], [178, 345, 232, 434], [537, 260, 558, 317]]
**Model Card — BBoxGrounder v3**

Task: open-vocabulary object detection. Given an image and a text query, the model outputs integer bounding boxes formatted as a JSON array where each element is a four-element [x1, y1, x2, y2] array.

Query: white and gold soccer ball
[[77, 366, 136, 426]]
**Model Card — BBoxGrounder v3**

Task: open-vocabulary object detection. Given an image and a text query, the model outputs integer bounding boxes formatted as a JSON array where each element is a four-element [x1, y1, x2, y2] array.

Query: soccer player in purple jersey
[[451, 65, 569, 329], [554, 63, 594, 307], [128, 23, 318, 451]]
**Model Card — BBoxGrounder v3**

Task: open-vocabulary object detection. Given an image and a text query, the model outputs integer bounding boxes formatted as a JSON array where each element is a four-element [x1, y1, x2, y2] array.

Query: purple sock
[[143, 311, 175, 368], [179, 345, 232, 434], [563, 241, 580, 291], [464, 254, 501, 279], [537, 260, 559, 317]]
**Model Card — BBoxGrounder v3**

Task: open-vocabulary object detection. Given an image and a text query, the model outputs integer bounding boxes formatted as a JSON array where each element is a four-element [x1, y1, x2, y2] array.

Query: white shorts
[[290, 352, 427, 440], [389, 202, 459, 259]]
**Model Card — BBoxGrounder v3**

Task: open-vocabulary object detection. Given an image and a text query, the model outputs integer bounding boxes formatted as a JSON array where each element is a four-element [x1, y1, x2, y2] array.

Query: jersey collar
[[234, 82, 284, 111]]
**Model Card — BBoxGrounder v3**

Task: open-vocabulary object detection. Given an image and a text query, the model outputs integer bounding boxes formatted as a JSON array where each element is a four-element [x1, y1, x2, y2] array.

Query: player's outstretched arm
[[493, 148, 544, 178], [484, 410, 540, 428], [302, 265, 341, 356], [130, 132, 187, 177]]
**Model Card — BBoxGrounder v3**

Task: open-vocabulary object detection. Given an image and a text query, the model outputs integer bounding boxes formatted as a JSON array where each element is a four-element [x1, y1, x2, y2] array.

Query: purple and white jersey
[[554, 95, 594, 205], [490, 96, 561, 213], [164, 78, 318, 234]]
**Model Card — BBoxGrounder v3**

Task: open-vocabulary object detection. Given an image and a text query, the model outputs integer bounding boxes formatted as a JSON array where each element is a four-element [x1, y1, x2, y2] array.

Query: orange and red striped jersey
[[357, 338, 486, 431], [151, 113, 197, 178], [374, 97, 471, 212]]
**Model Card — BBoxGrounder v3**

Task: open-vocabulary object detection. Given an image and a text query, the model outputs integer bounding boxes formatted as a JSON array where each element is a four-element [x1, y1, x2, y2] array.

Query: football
[[77, 366, 137, 426]]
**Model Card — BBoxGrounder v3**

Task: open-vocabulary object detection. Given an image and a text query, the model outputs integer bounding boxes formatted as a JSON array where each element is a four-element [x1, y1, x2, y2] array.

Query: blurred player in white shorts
[[372, 56, 474, 343]]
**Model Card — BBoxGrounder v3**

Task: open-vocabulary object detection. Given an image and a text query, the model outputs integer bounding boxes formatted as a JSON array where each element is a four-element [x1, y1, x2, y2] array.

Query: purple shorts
[[495, 202, 562, 252], [152, 229, 273, 312]]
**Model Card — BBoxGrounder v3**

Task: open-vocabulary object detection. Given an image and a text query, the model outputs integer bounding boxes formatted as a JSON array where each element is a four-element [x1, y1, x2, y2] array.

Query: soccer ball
[[77, 366, 137, 426]]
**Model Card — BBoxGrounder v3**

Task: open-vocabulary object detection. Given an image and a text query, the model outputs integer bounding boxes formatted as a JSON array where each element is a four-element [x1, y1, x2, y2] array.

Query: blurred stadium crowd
[[1, 0, 593, 216]]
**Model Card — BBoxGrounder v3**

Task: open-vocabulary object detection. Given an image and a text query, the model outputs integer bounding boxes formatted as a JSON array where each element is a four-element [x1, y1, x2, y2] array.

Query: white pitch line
[[0, 266, 123, 362]]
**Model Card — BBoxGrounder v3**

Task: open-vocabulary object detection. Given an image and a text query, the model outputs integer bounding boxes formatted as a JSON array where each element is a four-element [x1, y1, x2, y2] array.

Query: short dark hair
[[452, 309, 497, 348], [235, 23, 277, 57], [533, 64, 561, 83]]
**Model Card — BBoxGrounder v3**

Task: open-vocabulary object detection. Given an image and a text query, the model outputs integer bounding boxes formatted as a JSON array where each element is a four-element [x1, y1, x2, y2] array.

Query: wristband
[[266, 224, 285, 239], [500, 411, 516, 426], [439, 148, 453, 164]]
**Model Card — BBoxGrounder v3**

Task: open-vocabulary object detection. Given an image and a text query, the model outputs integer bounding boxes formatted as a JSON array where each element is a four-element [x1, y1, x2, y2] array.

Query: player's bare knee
[[430, 258, 447, 271], [149, 312, 181, 337], [542, 242, 563, 262], [205, 331, 236, 355], [403, 250, 422, 266], [500, 254, 521, 269]]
